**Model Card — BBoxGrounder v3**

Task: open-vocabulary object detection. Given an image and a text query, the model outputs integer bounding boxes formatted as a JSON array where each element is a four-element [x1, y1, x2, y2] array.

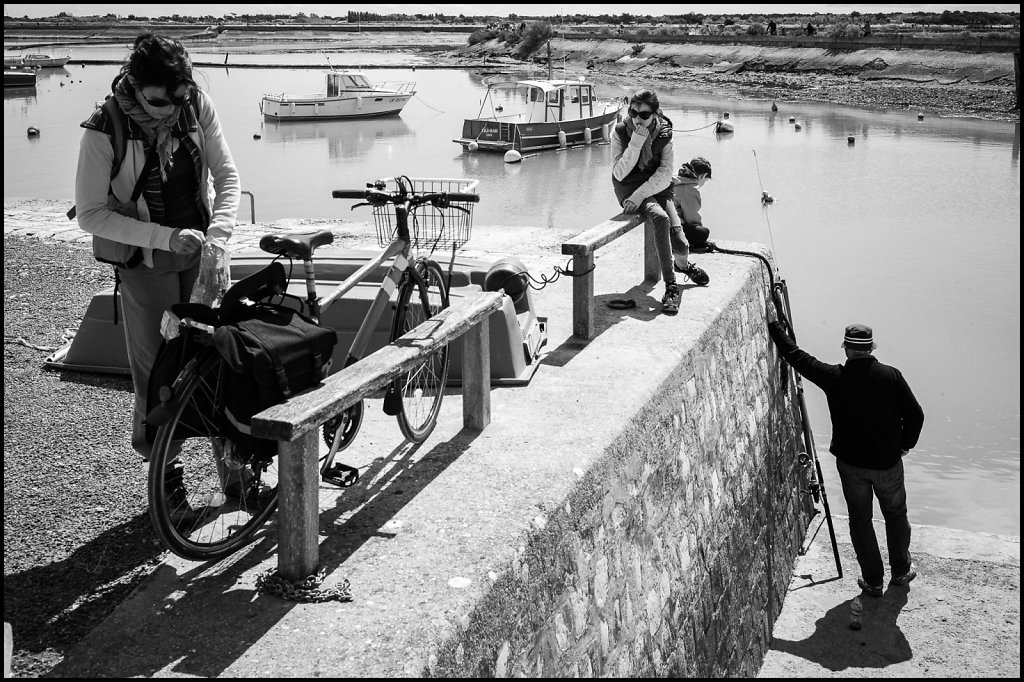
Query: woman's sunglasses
[[628, 108, 654, 120], [143, 91, 186, 107]]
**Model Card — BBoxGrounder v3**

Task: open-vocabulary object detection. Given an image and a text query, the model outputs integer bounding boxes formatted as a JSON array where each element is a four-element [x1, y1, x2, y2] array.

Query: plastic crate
[[372, 177, 478, 251]]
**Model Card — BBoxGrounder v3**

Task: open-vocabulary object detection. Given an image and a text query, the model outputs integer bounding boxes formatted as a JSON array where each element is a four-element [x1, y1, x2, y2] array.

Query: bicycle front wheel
[[390, 258, 451, 442], [148, 348, 280, 561]]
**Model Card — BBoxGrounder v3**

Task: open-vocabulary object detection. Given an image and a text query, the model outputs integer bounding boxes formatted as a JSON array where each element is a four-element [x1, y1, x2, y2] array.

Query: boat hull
[[3, 69, 36, 87], [262, 93, 413, 120], [455, 108, 623, 152]]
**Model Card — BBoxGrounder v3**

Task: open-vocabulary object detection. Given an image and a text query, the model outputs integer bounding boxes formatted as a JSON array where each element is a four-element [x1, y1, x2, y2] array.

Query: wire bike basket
[[372, 177, 479, 251]]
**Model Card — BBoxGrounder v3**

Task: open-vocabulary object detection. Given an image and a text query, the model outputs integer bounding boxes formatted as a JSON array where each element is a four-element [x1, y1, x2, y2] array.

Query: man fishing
[[767, 317, 925, 598]]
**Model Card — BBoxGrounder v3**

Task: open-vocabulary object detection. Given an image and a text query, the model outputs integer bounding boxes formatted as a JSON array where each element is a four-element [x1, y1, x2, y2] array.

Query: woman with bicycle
[[73, 33, 240, 516]]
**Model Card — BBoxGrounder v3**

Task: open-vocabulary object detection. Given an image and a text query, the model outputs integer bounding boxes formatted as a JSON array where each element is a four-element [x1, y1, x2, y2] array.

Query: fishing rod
[[704, 151, 843, 577]]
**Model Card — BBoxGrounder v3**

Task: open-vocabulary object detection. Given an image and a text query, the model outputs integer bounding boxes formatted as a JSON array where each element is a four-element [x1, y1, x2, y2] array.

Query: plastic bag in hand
[[190, 240, 231, 307]]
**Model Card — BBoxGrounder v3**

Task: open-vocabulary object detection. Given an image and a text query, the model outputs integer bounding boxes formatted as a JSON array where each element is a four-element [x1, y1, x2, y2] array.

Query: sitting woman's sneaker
[[675, 261, 710, 286]]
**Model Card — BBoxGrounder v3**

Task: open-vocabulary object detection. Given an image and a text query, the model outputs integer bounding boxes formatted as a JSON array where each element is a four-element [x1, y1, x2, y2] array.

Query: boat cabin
[[326, 72, 374, 96], [522, 80, 597, 123]]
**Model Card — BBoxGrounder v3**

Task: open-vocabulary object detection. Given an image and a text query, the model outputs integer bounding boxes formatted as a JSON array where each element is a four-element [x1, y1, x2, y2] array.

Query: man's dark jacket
[[768, 321, 924, 470]]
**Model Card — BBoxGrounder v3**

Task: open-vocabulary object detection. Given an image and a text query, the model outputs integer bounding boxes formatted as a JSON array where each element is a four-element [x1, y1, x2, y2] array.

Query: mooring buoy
[[253, 133, 261, 139], [504, 150, 523, 164], [27, 126, 40, 137], [761, 191, 774, 203], [848, 136, 855, 144], [771, 102, 778, 112]]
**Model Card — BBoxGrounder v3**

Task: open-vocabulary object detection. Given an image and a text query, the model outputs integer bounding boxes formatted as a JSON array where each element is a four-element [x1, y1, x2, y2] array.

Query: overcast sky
[[4, 4, 1020, 18]]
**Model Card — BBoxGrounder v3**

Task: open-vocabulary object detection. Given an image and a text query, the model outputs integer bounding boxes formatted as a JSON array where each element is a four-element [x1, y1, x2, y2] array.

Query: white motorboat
[[4, 51, 71, 68], [260, 71, 416, 120]]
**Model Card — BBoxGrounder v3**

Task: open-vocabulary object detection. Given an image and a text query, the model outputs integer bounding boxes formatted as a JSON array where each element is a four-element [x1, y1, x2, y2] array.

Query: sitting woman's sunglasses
[[628, 108, 654, 120]]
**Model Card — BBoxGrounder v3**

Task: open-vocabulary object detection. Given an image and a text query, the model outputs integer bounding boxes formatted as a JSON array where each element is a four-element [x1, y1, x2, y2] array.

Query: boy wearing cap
[[767, 319, 925, 598], [670, 156, 713, 252]]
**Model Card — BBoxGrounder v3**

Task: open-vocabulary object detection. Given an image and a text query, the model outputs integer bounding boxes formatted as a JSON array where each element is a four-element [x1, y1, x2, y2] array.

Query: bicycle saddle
[[259, 230, 335, 261]]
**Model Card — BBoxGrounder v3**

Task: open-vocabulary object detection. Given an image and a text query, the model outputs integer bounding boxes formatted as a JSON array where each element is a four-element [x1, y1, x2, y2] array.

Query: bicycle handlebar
[[331, 188, 480, 205]]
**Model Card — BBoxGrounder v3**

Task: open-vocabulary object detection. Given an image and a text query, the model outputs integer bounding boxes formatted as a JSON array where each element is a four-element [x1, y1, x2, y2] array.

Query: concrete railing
[[561, 213, 658, 340], [251, 291, 505, 580]]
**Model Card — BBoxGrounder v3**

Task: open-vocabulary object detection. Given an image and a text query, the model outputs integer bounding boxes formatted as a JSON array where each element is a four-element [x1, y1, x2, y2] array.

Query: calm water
[[4, 48, 1020, 536]]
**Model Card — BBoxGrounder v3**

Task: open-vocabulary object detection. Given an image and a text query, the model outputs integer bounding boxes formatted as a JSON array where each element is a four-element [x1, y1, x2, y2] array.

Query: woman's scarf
[[112, 75, 181, 181], [625, 114, 663, 171]]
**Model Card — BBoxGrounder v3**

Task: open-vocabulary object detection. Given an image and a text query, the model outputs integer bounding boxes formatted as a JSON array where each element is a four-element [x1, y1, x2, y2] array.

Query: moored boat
[[3, 65, 37, 88], [454, 77, 627, 153], [261, 71, 416, 120], [4, 51, 71, 68]]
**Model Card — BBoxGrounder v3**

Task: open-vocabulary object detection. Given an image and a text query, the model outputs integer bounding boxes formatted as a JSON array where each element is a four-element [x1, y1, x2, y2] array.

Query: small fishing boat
[[4, 51, 71, 68], [3, 65, 37, 88], [454, 54, 626, 153], [260, 71, 416, 120]]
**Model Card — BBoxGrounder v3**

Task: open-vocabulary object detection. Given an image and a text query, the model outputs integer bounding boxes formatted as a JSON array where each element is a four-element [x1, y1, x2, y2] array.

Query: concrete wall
[[425, 261, 814, 677]]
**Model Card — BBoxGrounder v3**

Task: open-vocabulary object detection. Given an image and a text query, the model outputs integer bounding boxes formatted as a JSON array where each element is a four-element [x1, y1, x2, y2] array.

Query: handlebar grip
[[332, 189, 367, 199], [444, 192, 480, 203]]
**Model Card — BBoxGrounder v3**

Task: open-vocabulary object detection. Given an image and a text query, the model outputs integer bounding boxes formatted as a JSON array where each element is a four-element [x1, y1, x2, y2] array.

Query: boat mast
[[547, 41, 552, 80]]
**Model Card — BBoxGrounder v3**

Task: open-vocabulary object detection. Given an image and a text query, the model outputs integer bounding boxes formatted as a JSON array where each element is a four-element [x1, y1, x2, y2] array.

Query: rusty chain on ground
[[255, 566, 354, 603]]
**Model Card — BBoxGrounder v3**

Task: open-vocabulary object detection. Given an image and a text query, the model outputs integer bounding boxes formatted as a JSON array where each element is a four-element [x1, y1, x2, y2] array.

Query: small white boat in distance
[[261, 71, 416, 120], [4, 51, 71, 68]]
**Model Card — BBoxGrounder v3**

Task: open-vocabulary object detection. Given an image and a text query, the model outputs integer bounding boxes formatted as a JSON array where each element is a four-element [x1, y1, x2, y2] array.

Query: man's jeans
[[836, 458, 913, 586]]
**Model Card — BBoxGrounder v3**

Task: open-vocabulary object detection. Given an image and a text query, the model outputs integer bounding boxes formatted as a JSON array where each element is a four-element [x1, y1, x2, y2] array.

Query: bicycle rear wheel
[[390, 258, 450, 442], [148, 348, 280, 561]]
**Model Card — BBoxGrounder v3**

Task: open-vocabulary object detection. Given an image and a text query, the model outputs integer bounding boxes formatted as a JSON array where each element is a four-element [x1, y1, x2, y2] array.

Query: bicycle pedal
[[382, 384, 402, 416], [322, 463, 359, 488]]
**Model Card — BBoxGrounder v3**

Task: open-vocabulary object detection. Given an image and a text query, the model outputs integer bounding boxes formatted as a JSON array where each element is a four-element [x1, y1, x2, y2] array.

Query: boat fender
[[557, 130, 567, 148], [468, 140, 479, 152], [504, 150, 523, 163], [357, 96, 363, 110], [583, 127, 592, 145], [484, 257, 530, 309], [26, 126, 40, 137], [602, 123, 611, 140]]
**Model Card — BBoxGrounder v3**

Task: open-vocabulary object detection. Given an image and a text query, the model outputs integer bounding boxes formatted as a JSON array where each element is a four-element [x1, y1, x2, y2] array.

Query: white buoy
[[788, 116, 796, 123], [253, 133, 261, 139], [847, 136, 855, 144], [917, 113, 925, 120], [468, 140, 479, 152], [761, 191, 774, 203], [557, 130, 567, 148], [504, 149, 523, 163], [583, 127, 592, 145], [794, 122, 802, 130], [27, 126, 40, 137], [716, 120, 734, 133]]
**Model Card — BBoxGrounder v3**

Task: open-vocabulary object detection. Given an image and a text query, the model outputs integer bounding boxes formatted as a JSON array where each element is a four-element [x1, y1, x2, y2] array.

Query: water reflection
[[259, 116, 413, 161], [3, 86, 37, 102]]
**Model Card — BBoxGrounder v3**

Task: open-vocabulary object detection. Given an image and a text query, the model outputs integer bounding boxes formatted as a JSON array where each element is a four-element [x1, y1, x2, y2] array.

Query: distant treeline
[[2, 9, 1019, 29]]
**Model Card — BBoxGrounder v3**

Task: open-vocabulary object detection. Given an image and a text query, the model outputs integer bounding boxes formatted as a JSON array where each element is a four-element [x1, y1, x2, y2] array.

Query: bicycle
[[146, 175, 480, 561]]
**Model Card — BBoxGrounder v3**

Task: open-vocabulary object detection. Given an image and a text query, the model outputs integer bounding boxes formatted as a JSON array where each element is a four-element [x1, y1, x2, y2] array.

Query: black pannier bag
[[145, 262, 337, 460], [211, 301, 337, 458]]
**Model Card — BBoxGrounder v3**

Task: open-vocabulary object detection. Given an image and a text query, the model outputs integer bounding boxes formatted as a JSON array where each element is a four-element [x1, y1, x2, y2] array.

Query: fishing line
[[752, 149, 779, 272]]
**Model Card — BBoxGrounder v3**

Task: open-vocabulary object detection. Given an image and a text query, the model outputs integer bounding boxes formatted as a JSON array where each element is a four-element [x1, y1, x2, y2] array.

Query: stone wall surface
[[427, 259, 813, 677]]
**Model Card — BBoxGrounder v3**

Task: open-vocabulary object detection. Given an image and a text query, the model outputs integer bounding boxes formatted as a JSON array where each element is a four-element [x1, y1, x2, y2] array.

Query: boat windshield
[[326, 73, 373, 96]]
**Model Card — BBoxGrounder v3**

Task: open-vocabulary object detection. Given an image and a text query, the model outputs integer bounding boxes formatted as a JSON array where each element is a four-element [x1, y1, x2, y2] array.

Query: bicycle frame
[[298, 201, 415, 368]]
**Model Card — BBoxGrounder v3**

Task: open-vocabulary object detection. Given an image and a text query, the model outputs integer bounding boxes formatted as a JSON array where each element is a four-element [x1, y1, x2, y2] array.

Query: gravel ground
[[3, 235, 167, 678]]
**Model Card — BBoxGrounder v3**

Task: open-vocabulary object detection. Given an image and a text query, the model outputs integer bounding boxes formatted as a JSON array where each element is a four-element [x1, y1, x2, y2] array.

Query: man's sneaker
[[892, 565, 917, 586], [661, 283, 681, 315], [858, 577, 884, 598], [674, 261, 710, 286]]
